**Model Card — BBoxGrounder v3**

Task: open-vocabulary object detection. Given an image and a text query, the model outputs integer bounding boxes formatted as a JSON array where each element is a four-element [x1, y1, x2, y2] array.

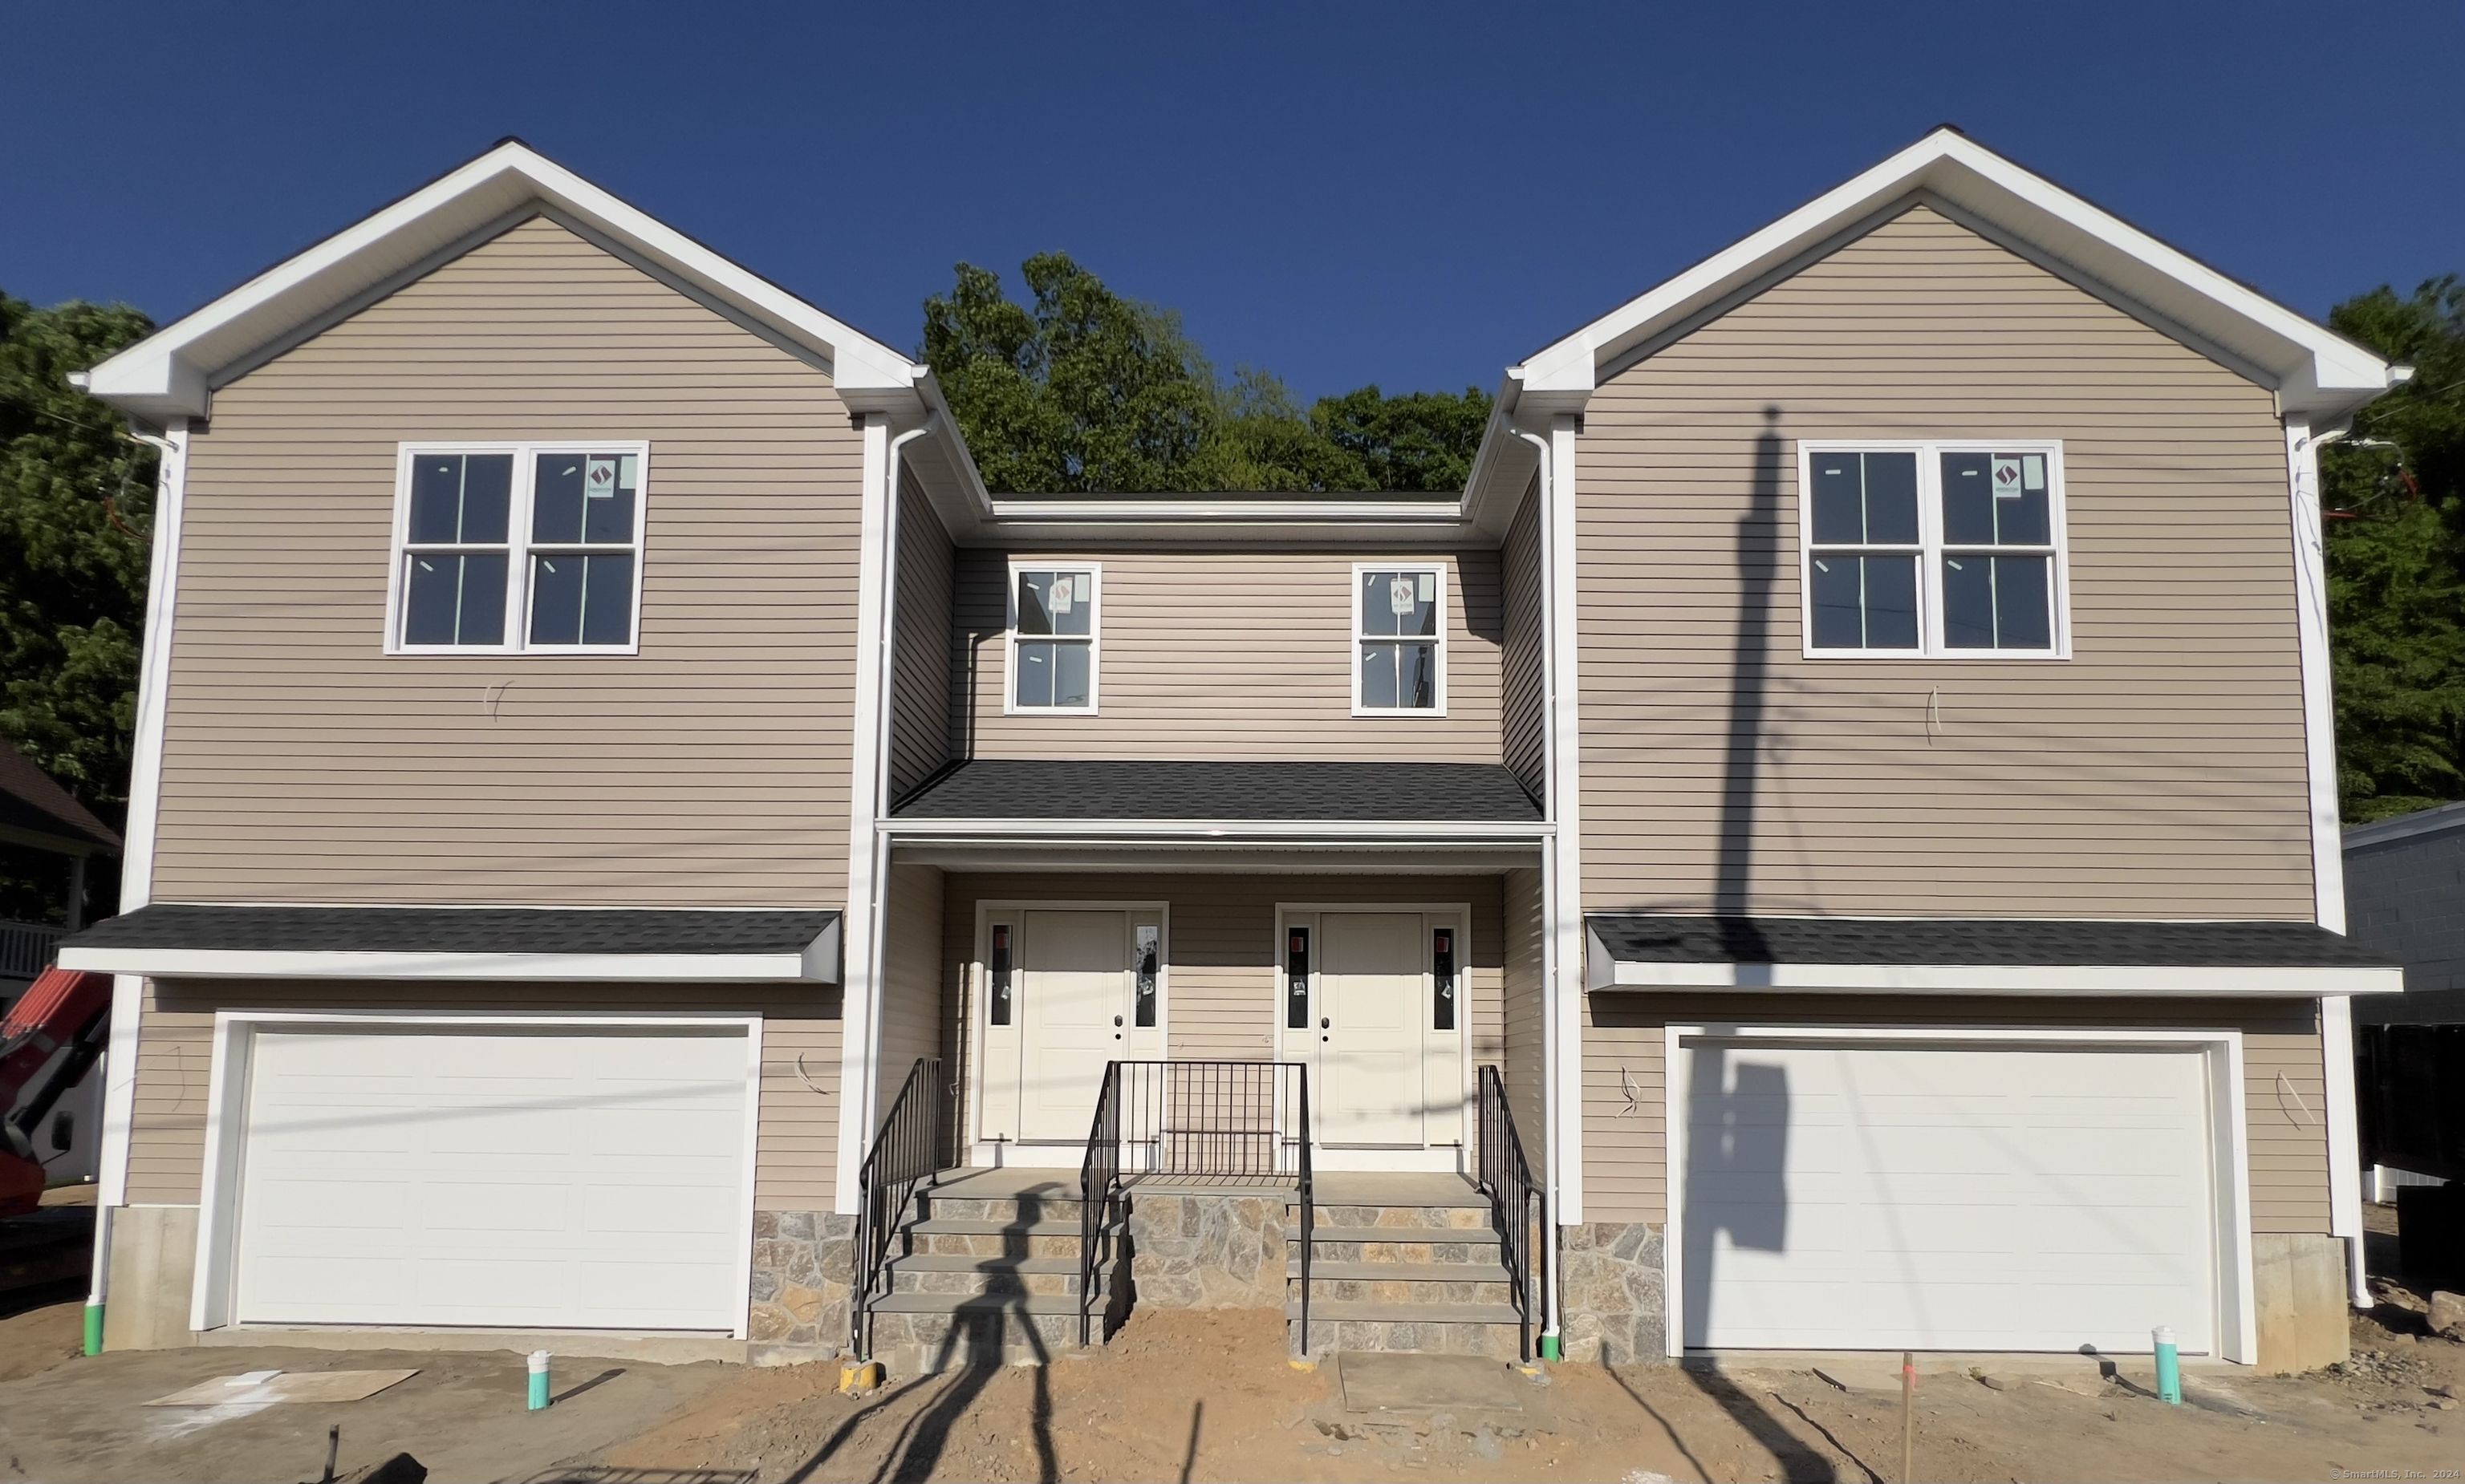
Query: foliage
[[2322, 274, 2465, 821], [922, 254, 1490, 494], [0, 290, 155, 919]]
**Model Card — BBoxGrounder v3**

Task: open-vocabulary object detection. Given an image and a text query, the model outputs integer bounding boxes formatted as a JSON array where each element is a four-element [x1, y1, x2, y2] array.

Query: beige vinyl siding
[[950, 549, 1505, 763], [889, 475, 955, 800], [155, 215, 861, 906], [939, 874, 1506, 1141], [124, 978, 843, 1211], [1501, 866, 1546, 1172], [1578, 205, 2313, 918], [1580, 991, 2327, 1235], [1499, 482, 1546, 800], [875, 862, 946, 1125]]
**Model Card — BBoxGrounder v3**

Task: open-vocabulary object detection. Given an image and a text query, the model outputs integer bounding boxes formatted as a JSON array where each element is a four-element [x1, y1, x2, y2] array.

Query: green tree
[[2323, 274, 2465, 821], [0, 290, 156, 918], [922, 255, 1490, 494]]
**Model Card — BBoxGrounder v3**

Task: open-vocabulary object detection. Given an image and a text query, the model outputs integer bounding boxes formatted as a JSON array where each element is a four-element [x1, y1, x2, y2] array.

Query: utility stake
[[1900, 1351, 1915, 1484], [322, 1424, 339, 1484], [527, 1350, 550, 1411], [2154, 1325, 2183, 1405]]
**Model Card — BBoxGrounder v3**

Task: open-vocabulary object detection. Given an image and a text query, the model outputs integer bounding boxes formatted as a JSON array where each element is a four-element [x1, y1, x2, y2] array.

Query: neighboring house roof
[[58, 903, 842, 983], [1587, 914, 2398, 997], [0, 749, 120, 856], [74, 137, 989, 521], [2343, 798, 2465, 853], [892, 759, 1543, 823], [1468, 126, 2408, 523]]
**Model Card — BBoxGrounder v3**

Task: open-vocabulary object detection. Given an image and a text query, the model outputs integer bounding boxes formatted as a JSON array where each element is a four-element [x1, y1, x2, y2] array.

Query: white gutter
[[1510, 420, 1566, 1354]]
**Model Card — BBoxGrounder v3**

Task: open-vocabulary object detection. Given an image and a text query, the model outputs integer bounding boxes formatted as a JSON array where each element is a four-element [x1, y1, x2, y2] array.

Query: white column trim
[[833, 413, 892, 1216], [2285, 416, 2367, 1307], [1545, 412, 1586, 1226]]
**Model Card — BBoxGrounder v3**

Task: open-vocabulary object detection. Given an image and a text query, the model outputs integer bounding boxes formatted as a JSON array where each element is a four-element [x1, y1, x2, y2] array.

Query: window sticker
[[585, 454, 619, 501], [1050, 576, 1072, 614], [1390, 575, 1416, 615], [618, 454, 639, 489], [2021, 454, 2045, 492], [1991, 456, 2024, 500]]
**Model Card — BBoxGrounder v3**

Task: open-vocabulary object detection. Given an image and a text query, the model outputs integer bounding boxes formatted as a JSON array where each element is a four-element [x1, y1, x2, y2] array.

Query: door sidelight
[[1285, 927, 1310, 1029]]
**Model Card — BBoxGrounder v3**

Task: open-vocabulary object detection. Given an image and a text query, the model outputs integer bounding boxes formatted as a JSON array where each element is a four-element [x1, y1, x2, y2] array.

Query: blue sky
[[6, 1, 2458, 400]]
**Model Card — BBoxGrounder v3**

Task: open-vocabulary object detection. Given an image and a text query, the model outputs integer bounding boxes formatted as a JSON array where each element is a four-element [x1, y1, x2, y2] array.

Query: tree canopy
[[921, 253, 1490, 494], [0, 290, 156, 919], [2321, 274, 2465, 821]]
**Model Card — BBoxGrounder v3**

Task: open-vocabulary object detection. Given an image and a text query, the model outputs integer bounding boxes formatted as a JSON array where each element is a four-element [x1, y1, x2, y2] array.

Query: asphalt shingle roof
[[63, 904, 838, 955], [892, 760, 1542, 823], [1588, 915, 2392, 968]]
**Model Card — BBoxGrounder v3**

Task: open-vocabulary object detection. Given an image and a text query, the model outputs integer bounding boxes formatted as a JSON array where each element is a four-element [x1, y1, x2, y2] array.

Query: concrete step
[[863, 1292, 1097, 1374], [1287, 1298, 1526, 1325], [888, 1252, 1091, 1299], [869, 1289, 1090, 1317], [902, 1214, 1115, 1260], [1288, 1297, 1533, 1360]]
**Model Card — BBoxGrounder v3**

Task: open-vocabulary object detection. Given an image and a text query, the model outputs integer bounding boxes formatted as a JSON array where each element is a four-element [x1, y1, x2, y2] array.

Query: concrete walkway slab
[[1338, 1352, 1525, 1413]]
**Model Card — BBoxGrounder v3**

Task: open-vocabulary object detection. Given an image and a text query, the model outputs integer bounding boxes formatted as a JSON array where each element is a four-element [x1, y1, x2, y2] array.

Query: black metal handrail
[[1076, 1060, 1314, 1348], [1474, 1064, 1546, 1362], [851, 1056, 943, 1360]]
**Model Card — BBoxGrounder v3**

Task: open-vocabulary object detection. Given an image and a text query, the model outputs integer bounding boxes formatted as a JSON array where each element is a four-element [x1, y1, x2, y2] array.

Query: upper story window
[[1799, 441, 2067, 659], [1354, 564, 1447, 715], [389, 443, 645, 655], [1007, 564, 1099, 712]]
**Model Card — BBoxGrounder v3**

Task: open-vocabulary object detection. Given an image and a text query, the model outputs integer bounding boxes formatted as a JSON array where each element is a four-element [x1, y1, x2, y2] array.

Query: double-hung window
[[1354, 564, 1447, 714], [391, 443, 646, 654], [1801, 441, 2065, 658], [1007, 564, 1098, 712]]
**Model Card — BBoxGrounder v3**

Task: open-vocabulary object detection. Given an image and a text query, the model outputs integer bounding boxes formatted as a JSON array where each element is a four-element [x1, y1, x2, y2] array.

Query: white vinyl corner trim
[[835, 413, 893, 1218]]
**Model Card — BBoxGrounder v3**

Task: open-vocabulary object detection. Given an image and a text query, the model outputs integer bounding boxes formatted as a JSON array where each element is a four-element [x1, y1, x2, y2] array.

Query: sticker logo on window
[[1390, 576, 1417, 615], [2020, 454, 2045, 491], [586, 455, 619, 500], [1991, 456, 2024, 499]]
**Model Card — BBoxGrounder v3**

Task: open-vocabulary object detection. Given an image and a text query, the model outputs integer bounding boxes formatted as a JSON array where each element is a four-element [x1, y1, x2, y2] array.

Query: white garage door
[[1679, 1039, 2217, 1353], [234, 1026, 750, 1331]]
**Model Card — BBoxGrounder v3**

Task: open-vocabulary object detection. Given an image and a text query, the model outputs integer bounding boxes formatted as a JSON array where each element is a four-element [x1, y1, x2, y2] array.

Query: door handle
[[1320, 1017, 1330, 1029], [1114, 1013, 1123, 1040], [1115, 1016, 1123, 1026]]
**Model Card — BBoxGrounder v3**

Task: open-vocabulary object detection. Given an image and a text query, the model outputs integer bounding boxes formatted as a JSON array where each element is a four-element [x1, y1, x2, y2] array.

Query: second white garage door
[[234, 1025, 752, 1332], [1678, 1039, 2218, 1353]]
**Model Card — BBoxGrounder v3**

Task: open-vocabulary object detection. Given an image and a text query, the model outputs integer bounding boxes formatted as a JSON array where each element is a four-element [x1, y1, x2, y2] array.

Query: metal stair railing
[[1474, 1063, 1547, 1362], [850, 1056, 944, 1361]]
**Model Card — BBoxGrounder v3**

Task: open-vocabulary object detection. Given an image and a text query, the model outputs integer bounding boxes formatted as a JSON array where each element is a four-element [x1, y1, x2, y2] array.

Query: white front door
[[234, 1025, 749, 1332], [1017, 909, 1127, 1143], [1318, 912, 1426, 1145], [1678, 1039, 2219, 1352]]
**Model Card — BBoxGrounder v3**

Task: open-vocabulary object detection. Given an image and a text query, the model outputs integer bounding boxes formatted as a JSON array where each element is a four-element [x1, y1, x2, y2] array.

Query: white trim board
[[189, 1010, 763, 1338], [1658, 1022, 2257, 1365], [59, 943, 840, 983], [885, 817, 1550, 841], [1586, 954, 2398, 998]]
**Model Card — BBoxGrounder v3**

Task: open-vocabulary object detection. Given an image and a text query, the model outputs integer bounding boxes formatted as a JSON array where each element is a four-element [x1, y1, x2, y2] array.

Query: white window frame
[[384, 440, 651, 657], [1003, 561, 1102, 715], [1797, 439, 2071, 660], [1350, 562, 1450, 717]]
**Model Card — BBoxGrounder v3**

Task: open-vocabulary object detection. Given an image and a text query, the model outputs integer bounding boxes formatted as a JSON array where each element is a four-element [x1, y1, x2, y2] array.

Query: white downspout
[[88, 419, 188, 1351], [2286, 415, 2370, 1308], [1510, 423, 1565, 1355]]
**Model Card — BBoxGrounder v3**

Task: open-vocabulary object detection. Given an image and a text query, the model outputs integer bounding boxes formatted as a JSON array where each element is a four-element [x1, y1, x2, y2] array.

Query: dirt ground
[[0, 1200, 2454, 1482]]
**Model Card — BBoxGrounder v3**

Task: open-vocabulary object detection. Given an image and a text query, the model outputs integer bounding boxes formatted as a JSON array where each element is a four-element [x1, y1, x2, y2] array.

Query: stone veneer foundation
[[1124, 1190, 1289, 1308], [1557, 1222, 1666, 1364], [747, 1210, 857, 1356]]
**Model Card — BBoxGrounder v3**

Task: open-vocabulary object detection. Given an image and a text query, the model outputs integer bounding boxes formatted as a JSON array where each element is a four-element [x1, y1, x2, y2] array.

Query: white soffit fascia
[[57, 945, 840, 983], [1586, 956, 2402, 998], [83, 140, 924, 421], [883, 817, 1551, 841], [1512, 128, 2397, 422]]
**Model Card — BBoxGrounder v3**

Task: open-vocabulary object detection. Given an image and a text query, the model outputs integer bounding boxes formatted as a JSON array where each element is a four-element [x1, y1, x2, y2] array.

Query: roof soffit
[[83, 140, 927, 422]]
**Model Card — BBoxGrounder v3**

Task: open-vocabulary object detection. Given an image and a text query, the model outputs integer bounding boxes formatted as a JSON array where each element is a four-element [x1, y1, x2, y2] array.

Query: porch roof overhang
[[884, 759, 1547, 871], [1587, 914, 2402, 998], [58, 903, 842, 983]]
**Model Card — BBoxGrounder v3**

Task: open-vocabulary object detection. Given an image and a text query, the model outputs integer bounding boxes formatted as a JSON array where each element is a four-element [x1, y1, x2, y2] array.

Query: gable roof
[[1470, 127, 2404, 519], [0, 748, 120, 856]]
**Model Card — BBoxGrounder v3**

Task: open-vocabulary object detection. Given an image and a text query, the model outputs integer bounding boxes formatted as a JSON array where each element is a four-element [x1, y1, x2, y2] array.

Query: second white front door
[[1287, 908, 1466, 1158]]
